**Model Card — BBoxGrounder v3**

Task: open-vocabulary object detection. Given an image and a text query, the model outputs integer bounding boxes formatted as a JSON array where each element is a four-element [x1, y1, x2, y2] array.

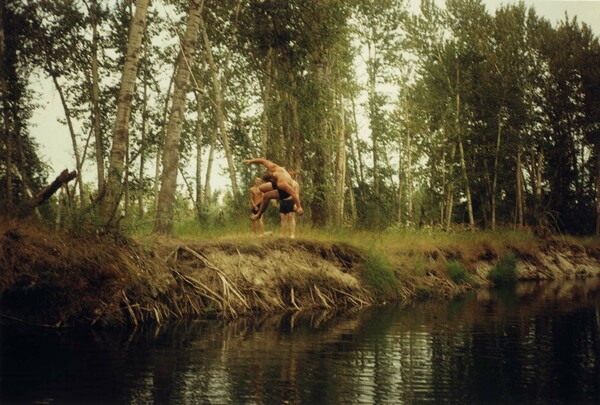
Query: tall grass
[[360, 249, 401, 301], [488, 251, 518, 286], [446, 260, 474, 284]]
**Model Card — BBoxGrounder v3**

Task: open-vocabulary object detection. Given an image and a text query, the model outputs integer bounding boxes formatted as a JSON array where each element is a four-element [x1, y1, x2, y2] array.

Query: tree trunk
[[1, 1, 12, 216], [51, 74, 85, 206], [154, 0, 203, 235], [199, 14, 239, 197], [397, 132, 403, 225], [153, 66, 176, 213], [90, 0, 104, 189], [455, 85, 474, 230], [346, 161, 358, 224], [194, 91, 203, 219], [406, 130, 413, 226], [204, 125, 217, 206], [368, 32, 379, 199], [516, 146, 524, 229], [334, 94, 346, 226], [138, 63, 148, 220], [103, 0, 150, 222], [445, 142, 457, 231], [260, 47, 272, 157], [459, 140, 475, 229], [491, 116, 502, 230]]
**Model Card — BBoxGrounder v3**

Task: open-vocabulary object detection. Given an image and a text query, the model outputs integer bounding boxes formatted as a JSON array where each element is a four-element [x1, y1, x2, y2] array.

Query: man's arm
[[243, 158, 277, 171]]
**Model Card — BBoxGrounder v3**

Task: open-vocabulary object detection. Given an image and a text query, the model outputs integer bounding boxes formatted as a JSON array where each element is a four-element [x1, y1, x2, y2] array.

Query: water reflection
[[1, 278, 599, 404]]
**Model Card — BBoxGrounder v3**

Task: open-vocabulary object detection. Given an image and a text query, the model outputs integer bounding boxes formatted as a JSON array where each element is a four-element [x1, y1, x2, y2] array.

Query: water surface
[[1, 278, 599, 404]]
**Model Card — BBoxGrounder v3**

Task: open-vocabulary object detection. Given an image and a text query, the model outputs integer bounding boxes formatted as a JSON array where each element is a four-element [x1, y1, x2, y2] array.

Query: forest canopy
[[1, 0, 599, 235]]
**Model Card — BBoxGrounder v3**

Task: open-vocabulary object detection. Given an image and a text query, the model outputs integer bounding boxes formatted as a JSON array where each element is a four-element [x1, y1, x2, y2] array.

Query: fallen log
[[19, 169, 77, 218]]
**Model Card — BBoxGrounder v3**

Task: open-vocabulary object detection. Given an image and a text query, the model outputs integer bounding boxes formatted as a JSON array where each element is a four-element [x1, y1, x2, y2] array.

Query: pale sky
[[31, 0, 600, 191]]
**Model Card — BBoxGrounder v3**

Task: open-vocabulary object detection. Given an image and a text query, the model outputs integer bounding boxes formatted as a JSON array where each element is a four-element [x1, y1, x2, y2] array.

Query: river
[[1, 277, 599, 404]]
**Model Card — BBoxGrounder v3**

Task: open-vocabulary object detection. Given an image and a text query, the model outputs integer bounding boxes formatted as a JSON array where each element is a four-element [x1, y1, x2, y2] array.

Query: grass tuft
[[360, 249, 401, 301], [487, 251, 518, 286], [446, 260, 474, 284]]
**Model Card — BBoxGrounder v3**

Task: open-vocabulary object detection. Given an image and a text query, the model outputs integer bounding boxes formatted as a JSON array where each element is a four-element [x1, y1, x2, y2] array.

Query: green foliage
[[360, 249, 401, 301], [446, 260, 474, 284], [488, 251, 518, 286]]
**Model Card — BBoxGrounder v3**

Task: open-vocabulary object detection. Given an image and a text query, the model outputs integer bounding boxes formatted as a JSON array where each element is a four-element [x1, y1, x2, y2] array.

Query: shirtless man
[[249, 177, 264, 235], [279, 169, 300, 238], [242, 158, 304, 220]]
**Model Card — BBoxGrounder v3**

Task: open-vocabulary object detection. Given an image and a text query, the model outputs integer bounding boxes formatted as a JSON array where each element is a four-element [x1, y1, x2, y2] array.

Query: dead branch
[[19, 169, 77, 218]]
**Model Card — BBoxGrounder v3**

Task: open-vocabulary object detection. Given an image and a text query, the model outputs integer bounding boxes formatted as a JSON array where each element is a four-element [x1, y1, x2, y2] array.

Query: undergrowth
[[360, 249, 401, 301], [488, 251, 518, 286], [446, 261, 474, 284]]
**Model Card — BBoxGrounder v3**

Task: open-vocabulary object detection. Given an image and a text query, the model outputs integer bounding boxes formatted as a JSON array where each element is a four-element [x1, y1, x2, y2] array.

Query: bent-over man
[[242, 158, 304, 220]]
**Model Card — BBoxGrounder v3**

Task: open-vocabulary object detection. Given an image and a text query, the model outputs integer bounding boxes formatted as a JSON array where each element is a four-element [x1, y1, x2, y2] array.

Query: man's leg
[[288, 213, 296, 238], [258, 217, 264, 235], [251, 190, 278, 220], [280, 213, 287, 235]]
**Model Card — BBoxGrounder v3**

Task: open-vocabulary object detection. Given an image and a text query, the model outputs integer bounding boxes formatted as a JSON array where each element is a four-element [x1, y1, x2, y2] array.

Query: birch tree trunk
[[455, 85, 474, 230], [445, 142, 457, 231], [334, 94, 346, 226], [102, 0, 150, 222], [194, 91, 203, 218], [397, 132, 403, 224], [516, 146, 524, 229], [51, 75, 85, 205], [138, 63, 148, 220], [1, 2, 13, 215], [459, 140, 475, 229], [154, 0, 203, 235], [153, 66, 175, 212], [203, 126, 217, 205], [491, 116, 502, 230], [90, 0, 104, 189], [260, 47, 272, 157], [406, 130, 413, 226], [199, 14, 239, 197]]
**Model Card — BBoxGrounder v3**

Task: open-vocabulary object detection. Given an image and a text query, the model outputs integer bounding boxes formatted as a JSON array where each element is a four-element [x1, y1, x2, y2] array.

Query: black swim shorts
[[279, 199, 295, 214]]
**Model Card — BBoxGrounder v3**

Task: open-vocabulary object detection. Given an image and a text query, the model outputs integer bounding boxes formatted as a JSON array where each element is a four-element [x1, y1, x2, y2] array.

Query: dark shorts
[[251, 207, 259, 215], [277, 189, 291, 200], [279, 199, 295, 214]]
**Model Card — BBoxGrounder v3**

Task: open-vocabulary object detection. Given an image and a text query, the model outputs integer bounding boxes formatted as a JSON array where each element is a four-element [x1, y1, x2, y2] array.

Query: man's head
[[288, 168, 297, 180], [254, 177, 262, 186], [262, 171, 274, 182]]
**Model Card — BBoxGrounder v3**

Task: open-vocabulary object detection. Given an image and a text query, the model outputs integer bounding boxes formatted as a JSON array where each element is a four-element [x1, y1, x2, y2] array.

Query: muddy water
[[1, 278, 599, 404]]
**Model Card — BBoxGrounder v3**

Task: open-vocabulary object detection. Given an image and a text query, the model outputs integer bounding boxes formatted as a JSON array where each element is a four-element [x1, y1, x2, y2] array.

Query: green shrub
[[361, 250, 401, 301], [446, 260, 474, 284], [488, 251, 518, 286]]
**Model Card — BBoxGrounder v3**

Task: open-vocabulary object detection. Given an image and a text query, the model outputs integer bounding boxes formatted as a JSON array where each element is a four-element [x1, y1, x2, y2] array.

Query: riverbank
[[2, 222, 600, 327]]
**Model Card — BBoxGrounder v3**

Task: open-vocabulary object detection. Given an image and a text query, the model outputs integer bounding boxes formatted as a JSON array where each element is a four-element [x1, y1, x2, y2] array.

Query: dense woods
[[1, 0, 599, 235]]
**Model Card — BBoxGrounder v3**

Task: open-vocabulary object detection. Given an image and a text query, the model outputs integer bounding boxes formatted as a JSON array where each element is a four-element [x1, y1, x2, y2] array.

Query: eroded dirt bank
[[1, 223, 600, 327]]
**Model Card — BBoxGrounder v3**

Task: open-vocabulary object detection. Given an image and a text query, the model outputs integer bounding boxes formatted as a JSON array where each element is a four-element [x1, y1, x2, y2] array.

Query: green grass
[[360, 249, 401, 301], [446, 260, 474, 284], [488, 251, 518, 286]]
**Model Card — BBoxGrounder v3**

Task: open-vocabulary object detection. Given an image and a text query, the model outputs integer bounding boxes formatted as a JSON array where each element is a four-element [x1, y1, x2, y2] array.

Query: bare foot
[[290, 235, 295, 239]]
